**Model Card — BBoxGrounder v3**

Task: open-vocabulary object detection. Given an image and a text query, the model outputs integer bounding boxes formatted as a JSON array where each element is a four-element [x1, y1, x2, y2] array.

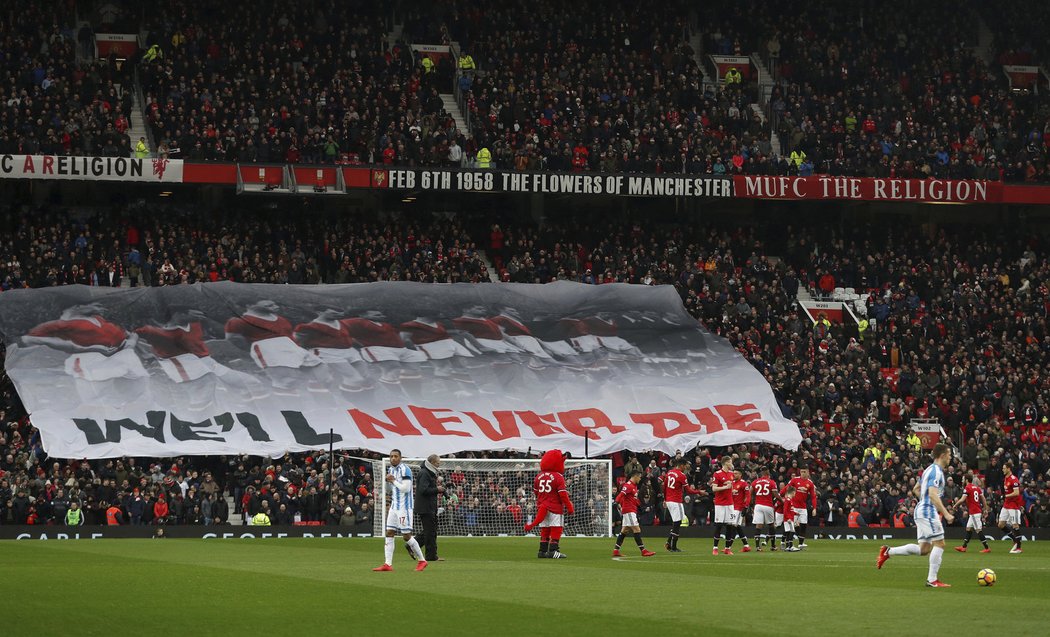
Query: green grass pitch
[[2, 537, 1047, 636]]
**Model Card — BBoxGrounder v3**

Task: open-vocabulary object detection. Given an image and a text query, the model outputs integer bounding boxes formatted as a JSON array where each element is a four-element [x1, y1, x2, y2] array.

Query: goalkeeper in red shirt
[[524, 449, 574, 559]]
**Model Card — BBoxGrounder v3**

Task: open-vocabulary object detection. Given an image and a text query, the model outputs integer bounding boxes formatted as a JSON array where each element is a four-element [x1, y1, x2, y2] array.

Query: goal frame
[[376, 457, 613, 538]]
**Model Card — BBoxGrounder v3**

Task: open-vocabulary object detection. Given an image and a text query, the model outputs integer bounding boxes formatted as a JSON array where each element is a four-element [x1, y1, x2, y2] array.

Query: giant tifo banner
[[0, 282, 801, 459], [0, 154, 183, 183]]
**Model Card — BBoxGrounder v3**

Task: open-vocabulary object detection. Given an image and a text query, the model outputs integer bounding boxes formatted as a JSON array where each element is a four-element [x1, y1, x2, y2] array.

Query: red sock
[[549, 526, 563, 543], [540, 528, 551, 542]]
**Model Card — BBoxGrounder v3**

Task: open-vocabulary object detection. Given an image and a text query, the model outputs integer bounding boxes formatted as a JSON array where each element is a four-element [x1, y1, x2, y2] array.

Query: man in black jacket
[[415, 454, 444, 561]]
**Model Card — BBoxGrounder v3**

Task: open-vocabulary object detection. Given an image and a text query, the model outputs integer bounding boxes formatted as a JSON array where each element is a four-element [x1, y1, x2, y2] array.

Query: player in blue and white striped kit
[[875, 443, 955, 587], [373, 449, 428, 572]]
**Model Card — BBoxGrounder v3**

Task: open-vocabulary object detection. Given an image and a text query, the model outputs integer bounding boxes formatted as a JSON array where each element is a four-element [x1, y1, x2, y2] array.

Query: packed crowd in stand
[[138, 0, 464, 166], [700, 0, 1050, 182], [0, 1, 136, 158], [977, 1, 1050, 70], [437, 0, 768, 175], [4, 0, 1049, 181], [0, 204, 1048, 530]]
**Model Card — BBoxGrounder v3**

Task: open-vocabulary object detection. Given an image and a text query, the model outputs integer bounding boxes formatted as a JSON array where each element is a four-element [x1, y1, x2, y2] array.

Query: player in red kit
[[524, 449, 574, 559], [781, 486, 801, 551], [662, 458, 704, 552], [751, 467, 780, 551], [998, 463, 1023, 554], [953, 474, 990, 553], [711, 456, 736, 555], [22, 303, 149, 410], [787, 467, 817, 549], [613, 471, 656, 557], [726, 469, 752, 552]]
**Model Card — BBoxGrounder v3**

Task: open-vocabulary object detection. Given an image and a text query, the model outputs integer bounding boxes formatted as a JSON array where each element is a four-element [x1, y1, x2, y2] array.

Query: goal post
[[374, 457, 613, 538]]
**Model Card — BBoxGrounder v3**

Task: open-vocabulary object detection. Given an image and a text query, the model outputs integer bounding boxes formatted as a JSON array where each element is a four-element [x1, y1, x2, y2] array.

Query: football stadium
[[2, 1, 1050, 635]]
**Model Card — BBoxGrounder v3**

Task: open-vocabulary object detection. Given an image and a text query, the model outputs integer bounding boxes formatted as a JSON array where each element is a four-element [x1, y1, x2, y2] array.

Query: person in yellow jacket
[[864, 445, 882, 463], [458, 52, 476, 72], [134, 137, 149, 159], [252, 511, 271, 526], [476, 147, 492, 168], [812, 314, 831, 339], [790, 149, 806, 168], [724, 67, 742, 85], [906, 432, 922, 452], [143, 44, 163, 63], [421, 55, 434, 74], [857, 317, 869, 342]]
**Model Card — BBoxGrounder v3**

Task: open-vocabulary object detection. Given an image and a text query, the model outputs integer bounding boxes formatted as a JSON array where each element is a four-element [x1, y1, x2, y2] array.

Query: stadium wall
[[5, 154, 1050, 204], [0, 526, 1044, 541]]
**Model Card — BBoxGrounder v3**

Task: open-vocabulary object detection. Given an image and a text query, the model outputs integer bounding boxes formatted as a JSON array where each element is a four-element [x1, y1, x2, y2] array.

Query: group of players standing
[[371, 444, 1028, 578], [613, 455, 817, 557]]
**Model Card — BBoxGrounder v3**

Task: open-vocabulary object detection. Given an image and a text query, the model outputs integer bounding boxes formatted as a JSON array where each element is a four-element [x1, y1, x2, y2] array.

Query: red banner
[[1003, 65, 1042, 89], [291, 166, 337, 188], [733, 175, 1002, 203], [95, 34, 139, 59], [711, 55, 753, 80], [911, 423, 941, 450]]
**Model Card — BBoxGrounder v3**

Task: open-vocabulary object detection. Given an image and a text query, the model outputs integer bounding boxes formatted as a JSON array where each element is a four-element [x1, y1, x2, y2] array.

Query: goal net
[[372, 458, 612, 537]]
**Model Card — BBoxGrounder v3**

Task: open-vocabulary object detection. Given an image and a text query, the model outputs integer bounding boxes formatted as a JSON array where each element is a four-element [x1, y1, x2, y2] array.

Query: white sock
[[888, 543, 921, 556], [927, 546, 943, 582], [406, 537, 424, 561], [384, 536, 395, 565]]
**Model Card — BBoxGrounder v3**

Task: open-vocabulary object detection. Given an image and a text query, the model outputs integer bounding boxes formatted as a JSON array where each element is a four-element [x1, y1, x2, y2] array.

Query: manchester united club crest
[[152, 157, 169, 180], [371, 169, 388, 188]]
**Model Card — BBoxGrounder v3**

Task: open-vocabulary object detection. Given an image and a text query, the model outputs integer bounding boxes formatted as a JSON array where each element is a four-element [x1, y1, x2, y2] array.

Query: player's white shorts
[[505, 335, 552, 358], [540, 340, 580, 358], [621, 512, 639, 527], [666, 501, 685, 523], [311, 346, 364, 364], [65, 348, 148, 381], [915, 516, 945, 542], [775, 512, 784, 527], [753, 504, 776, 525], [714, 505, 734, 524], [966, 513, 983, 531], [570, 334, 603, 353], [156, 353, 218, 382], [362, 345, 427, 363], [729, 508, 744, 526], [792, 507, 808, 525], [537, 512, 563, 528], [783, 520, 795, 533], [385, 507, 414, 533], [998, 508, 1021, 526], [416, 339, 474, 360], [596, 335, 632, 351], [472, 337, 523, 354], [250, 336, 321, 369]]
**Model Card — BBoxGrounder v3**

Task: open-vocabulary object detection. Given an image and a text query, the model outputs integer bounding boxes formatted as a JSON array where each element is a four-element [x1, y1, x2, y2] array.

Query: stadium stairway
[[973, 17, 996, 66], [227, 495, 243, 525], [751, 52, 774, 105], [479, 250, 500, 282], [439, 94, 469, 145], [385, 23, 403, 50], [127, 87, 149, 156], [688, 30, 709, 85]]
